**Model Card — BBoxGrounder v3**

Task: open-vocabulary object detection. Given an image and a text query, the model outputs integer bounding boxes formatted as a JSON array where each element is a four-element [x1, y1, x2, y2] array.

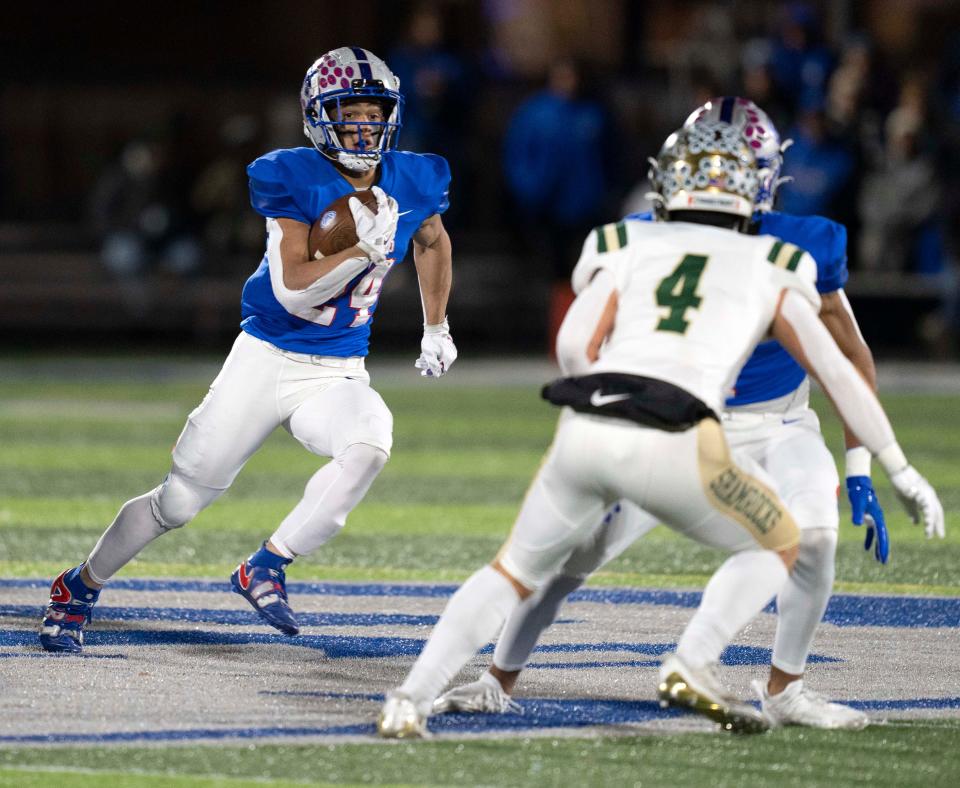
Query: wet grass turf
[[0, 720, 958, 787], [1, 376, 958, 593]]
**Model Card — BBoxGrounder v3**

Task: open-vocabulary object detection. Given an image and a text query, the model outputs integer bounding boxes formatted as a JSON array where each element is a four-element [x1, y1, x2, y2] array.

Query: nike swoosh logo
[[782, 417, 803, 424], [397, 210, 414, 217], [589, 391, 631, 407], [238, 563, 253, 590]]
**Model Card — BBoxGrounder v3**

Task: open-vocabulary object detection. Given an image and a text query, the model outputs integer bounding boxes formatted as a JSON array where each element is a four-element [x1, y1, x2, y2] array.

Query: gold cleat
[[377, 691, 429, 739], [658, 654, 768, 734]]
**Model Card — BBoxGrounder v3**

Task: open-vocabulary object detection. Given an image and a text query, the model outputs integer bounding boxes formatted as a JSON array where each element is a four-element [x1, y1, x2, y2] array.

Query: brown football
[[308, 190, 378, 258]]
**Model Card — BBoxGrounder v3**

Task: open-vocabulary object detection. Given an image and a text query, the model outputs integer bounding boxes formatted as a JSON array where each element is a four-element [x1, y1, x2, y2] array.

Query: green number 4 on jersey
[[656, 254, 708, 333]]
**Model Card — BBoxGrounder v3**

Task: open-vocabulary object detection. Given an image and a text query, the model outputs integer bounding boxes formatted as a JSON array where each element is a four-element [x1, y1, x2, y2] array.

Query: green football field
[[1, 356, 958, 787]]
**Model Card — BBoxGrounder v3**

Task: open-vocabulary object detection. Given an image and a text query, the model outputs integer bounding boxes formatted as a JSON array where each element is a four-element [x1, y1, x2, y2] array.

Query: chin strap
[[336, 151, 380, 172]]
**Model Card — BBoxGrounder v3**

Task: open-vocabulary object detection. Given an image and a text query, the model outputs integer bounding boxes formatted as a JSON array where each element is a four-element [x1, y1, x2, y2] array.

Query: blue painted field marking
[[529, 659, 662, 669], [2, 578, 957, 628], [0, 629, 427, 657], [262, 690, 383, 701], [273, 690, 960, 715], [0, 605, 438, 629], [1, 693, 956, 746], [0, 626, 839, 667], [850, 697, 960, 711], [0, 652, 126, 660], [0, 698, 685, 745], [0, 724, 375, 745]]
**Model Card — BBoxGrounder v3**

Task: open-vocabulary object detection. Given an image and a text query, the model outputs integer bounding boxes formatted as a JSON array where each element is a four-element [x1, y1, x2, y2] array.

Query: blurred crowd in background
[[1, 0, 959, 356]]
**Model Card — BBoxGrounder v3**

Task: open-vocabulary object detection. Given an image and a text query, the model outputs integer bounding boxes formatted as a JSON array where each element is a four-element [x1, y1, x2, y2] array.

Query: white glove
[[350, 186, 398, 264], [889, 464, 945, 539], [415, 318, 457, 378]]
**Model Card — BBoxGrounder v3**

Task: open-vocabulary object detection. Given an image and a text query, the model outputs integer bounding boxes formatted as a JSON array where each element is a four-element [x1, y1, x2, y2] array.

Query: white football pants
[[499, 412, 798, 590], [491, 403, 838, 676], [399, 412, 800, 709], [86, 331, 392, 581]]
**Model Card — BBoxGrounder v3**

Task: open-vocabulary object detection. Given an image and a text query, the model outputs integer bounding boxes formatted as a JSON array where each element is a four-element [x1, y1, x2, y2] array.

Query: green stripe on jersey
[[616, 222, 628, 248], [767, 240, 783, 263], [595, 226, 608, 253], [595, 222, 627, 254], [768, 240, 802, 269]]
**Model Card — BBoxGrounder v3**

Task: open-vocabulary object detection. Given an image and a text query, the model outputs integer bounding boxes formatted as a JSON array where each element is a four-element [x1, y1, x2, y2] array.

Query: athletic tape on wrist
[[845, 446, 872, 478]]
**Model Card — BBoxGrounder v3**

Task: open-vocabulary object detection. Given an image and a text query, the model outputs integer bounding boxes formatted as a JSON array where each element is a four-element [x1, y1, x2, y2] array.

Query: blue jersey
[[625, 210, 848, 406], [240, 147, 450, 356]]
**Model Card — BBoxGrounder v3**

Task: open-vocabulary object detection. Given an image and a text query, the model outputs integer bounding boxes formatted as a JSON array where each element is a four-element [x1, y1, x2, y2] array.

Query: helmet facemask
[[301, 47, 404, 172]]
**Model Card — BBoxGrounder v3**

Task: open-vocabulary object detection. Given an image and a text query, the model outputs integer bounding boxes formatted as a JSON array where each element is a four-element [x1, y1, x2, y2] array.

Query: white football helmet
[[684, 97, 790, 212], [649, 120, 761, 220], [301, 47, 403, 172]]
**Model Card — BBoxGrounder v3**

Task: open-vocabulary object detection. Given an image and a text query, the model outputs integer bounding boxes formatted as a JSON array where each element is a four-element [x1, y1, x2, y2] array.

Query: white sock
[[493, 573, 584, 671], [400, 565, 520, 714], [771, 528, 836, 674], [86, 490, 168, 583], [677, 550, 787, 669]]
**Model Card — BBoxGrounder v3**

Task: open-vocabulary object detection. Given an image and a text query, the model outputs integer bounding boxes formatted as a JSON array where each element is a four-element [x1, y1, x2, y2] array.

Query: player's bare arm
[[276, 217, 365, 290], [411, 213, 457, 378], [412, 213, 452, 323], [819, 290, 878, 448], [771, 289, 878, 432]]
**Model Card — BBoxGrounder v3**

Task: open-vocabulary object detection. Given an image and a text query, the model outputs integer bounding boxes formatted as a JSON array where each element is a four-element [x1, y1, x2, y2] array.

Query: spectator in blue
[[388, 5, 469, 176], [503, 57, 617, 354], [768, 2, 834, 103], [388, 4, 472, 226], [778, 90, 855, 219]]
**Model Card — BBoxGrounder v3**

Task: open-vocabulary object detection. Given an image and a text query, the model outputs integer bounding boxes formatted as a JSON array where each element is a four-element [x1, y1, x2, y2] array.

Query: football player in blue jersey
[[431, 98, 940, 730], [39, 47, 458, 651]]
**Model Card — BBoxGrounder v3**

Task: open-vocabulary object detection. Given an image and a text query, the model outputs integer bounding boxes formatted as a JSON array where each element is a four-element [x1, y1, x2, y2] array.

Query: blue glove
[[846, 476, 889, 564]]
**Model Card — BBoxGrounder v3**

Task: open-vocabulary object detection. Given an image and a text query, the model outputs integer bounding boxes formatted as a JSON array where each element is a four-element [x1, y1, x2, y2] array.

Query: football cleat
[[377, 691, 429, 739], [658, 654, 768, 734], [39, 566, 100, 654], [230, 560, 299, 636], [752, 679, 869, 730], [432, 673, 522, 715]]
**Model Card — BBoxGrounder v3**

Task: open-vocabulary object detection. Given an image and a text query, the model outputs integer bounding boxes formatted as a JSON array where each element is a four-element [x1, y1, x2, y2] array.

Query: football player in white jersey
[[39, 47, 458, 652], [432, 98, 925, 730], [377, 120, 942, 738]]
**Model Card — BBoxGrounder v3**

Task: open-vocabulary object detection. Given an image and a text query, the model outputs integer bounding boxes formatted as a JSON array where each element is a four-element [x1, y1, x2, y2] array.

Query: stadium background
[[2, 0, 959, 359]]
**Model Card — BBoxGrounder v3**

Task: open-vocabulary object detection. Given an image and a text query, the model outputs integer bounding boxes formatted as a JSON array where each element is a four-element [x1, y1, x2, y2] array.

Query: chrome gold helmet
[[684, 97, 789, 211], [649, 120, 761, 220]]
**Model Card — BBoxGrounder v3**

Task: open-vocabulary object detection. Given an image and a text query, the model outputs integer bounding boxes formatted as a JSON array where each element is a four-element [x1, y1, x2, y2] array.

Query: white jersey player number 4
[[379, 118, 943, 740]]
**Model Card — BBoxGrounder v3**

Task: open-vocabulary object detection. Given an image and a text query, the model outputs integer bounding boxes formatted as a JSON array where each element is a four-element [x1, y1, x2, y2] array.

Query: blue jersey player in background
[[39, 46, 458, 650], [433, 98, 889, 731]]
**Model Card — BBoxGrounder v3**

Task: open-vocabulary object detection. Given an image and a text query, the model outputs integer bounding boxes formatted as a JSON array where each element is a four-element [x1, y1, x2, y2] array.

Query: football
[[308, 190, 378, 259]]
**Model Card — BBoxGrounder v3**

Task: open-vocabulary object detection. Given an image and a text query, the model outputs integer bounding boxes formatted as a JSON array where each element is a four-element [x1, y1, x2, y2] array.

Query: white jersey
[[571, 220, 820, 414]]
